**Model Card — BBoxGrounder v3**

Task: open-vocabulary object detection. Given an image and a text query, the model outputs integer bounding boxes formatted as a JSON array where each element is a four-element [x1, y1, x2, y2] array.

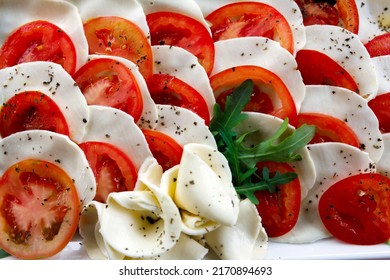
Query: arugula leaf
[[0, 249, 10, 258]]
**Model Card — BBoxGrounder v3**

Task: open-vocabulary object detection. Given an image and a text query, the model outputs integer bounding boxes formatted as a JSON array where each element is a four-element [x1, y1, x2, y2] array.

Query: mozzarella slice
[[302, 25, 378, 101], [0, 61, 89, 143], [211, 37, 305, 112], [376, 133, 390, 177], [0, 130, 96, 207], [152, 45, 215, 118], [300, 85, 383, 163], [0, 0, 88, 71], [372, 55, 390, 95], [273, 142, 375, 243], [204, 199, 268, 260]]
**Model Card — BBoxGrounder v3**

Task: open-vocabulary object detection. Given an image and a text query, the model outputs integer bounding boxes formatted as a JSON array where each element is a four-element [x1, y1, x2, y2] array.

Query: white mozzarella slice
[[273, 142, 375, 243], [233, 112, 316, 200], [0, 130, 96, 207], [372, 55, 390, 95], [300, 85, 383, 163], [152, 45, 215, 118], [204, 199, 268, 260], [87, 54, 158, 130], [0, 61, 89, 143], [211, 37, 305, 112], [0, 0, 88, 71], [376, 133, 390, 177], [356, 0, 390, 43], [67, 0, 150, 37], [302, 25, 378, 101], [80, 105, 152, 171], [194, 0, 306, 54], [153, 105, 217, 148]]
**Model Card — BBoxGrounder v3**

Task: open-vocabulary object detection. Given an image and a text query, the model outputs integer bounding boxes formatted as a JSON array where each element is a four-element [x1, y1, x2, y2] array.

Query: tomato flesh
[[368, 93, 390, 133], [319, 173, 390, 245], [0, 160, 79, 259], [73, 58, 143, 122], [254, 162, 301, 237], [0, 91, 69, 138], [79, 142, 138, 203], [365, 33, 390, 58], [0, 20, 77, 75]]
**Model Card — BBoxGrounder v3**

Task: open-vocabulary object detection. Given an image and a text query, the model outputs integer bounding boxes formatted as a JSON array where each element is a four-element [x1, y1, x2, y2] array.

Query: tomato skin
[[73, 58, 143, 122], [319, 173, 390, 245], [148, 74, 210, 125], [364, 33, 390, 58], [146, 12, 215, 76], [83, 16, 153, 83], [79, 141, 138, 203], [142, 129, 183, 171], [0, 20, 77, 75], [254, 162, 301, 237], [206, 2, 294, 54], [0, 160, 79, 259], [368, 93, 390, 133], [0, 91, 70, 138]]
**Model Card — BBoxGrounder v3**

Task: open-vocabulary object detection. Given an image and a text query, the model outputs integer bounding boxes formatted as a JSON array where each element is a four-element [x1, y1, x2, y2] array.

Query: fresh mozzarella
[[0, 0, 88, 71], [232, 112, 316, 200], [376, 133, 390, 177], [299, 85, 383, 163], [80, 105, 153, 171], [0, 61, 89, 143], [273, 142, 375, 243], [152, 46, 215, 117], [356, 0, 390, 43], [211, 37, 305, 112], [371, 55, 390, 95], [0, 130, 96, 207], [302, 25, 378, 101]]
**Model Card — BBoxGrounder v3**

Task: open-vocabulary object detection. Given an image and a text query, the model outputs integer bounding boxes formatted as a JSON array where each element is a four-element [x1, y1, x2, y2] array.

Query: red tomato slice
[[146, 12, 215, 76], [210, 65, 298, 126], [254, 161, 301, 237], [296, 49, 359, 93], [0, 20, 77, 75], [206, 2, 294, 54], [79, 141, 138, 203], [83, 16, 153, 83], [364, 33, 390, 58], [73, 58, 143, 122], [142, 129, 183, 171], [0, 91, 69, 138], [148, 74, 210, 124], [319, 173, 390, 245], [0, 159, 80, 259], [368, 92, 390, 133], [297, 113, 360, 148]]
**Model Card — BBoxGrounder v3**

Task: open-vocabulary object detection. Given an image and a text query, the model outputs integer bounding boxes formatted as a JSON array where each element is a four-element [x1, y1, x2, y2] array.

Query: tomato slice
[[0, 20, 77, 75], [364, 33, 390, 58], [142, 129, 183, 171], [0, 159, 79, 259], [297, 113, 360, 148], [368, 92, 390, 133], [210, 65, 298, 126], [254, 162, 301, 237], [83, 16, 153, 83], [319, 173, 390, 245], [73, 58, 143, 122], [146, 12, 215, 76], [296, 49, 359, 93], [79, 141, 138, 203], [206, 2, 294, 54], [148, 74, 210, 124], [0, 91, 69, 138]]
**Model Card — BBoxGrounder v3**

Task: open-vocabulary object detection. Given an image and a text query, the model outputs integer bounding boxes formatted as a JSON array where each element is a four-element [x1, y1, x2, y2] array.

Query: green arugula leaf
[[0, 249, 10, 258]]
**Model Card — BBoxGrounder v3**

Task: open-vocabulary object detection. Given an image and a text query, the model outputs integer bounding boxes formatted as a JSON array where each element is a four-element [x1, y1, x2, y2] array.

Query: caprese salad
[[0, 0, 390, 260]]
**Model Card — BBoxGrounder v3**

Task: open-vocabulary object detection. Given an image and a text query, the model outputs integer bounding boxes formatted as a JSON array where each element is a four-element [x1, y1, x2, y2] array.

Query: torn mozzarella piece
[[0, 0, 88, 70], [371, 55, 390, 95], [273, 142, 375, 243], [376, 133, 390, 177], [0, 130, 96, 207], [204, 199, 268, 260], [300, 85, 383, 163], [152, 46, 215, 117], [0, 61, 89, 143], [211, 37, 305, 112], [302, 25, 378, 100]]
